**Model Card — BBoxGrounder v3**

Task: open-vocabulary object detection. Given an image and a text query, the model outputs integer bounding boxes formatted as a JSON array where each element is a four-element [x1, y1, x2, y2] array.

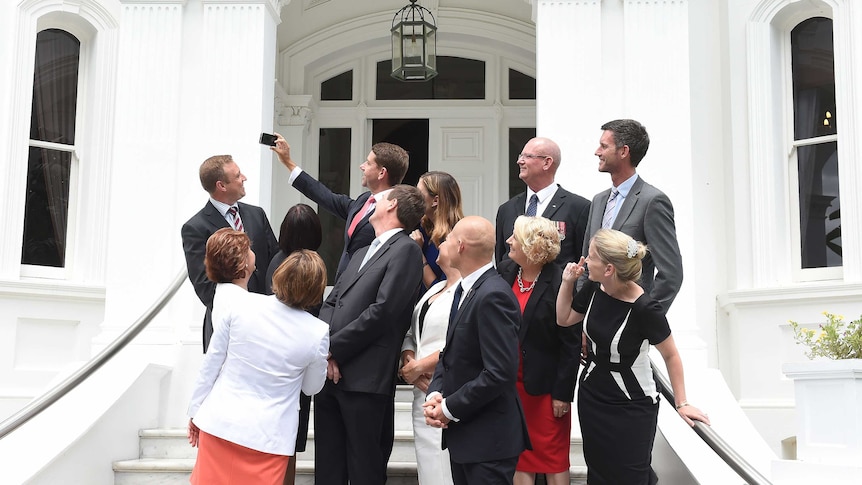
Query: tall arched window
[[22, 29, 80, 268], [790, 17, 840, 270]]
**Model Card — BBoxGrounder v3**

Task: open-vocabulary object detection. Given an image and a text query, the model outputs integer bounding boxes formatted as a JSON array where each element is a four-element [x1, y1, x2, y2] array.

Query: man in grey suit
[[314, 185, 426, 485], [579, 119, 683, 313], [495, 137, 591, 267]]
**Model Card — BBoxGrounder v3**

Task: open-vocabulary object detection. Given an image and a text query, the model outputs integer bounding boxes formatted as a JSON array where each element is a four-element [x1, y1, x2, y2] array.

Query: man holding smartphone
[[271, 133, 409, 279], [181, 154, 279, 352]]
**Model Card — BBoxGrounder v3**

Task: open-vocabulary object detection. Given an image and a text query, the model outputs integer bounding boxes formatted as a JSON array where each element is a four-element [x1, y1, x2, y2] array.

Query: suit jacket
[[292, 170, 376, 278], [319, 230, 424, 395], [495, 185, 591, 267], [187, 284, 329, 455], [581, 176, 683, 312], [498, 260, 580, 402], [428, 268, 530, 463], [181, 200, 279, 351]]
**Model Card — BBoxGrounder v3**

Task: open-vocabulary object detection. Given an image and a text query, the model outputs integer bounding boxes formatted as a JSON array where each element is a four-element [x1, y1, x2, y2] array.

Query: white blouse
[[188, 283, 329, 455]]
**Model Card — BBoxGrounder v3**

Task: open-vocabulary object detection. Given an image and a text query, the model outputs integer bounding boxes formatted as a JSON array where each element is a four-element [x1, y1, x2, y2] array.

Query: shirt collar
[[459, 262, 494, 295], [209, 197, 234, 216], [526, 183, 559, 205], [614, 173, 639, 198]]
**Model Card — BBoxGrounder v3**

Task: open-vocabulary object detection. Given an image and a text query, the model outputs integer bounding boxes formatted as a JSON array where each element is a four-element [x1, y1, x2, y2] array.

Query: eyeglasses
[[517, 153, 548, 160]]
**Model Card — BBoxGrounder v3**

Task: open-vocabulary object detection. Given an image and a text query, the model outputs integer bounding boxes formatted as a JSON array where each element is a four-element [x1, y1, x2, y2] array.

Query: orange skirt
[[190, 430, 289, 485]]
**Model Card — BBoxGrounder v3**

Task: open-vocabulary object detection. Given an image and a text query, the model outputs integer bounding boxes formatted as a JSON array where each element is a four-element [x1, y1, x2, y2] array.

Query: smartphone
[[259, 132, 277, 146]]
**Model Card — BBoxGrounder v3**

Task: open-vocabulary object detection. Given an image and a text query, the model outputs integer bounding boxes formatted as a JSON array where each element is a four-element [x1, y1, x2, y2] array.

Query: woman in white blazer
[[187, 228, 329, 485], [400, 249, 460, 485]]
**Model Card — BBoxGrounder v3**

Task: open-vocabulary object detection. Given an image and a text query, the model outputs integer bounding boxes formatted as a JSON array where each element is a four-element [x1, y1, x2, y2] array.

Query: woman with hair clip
[[187, 228, 329, 485], [411, 171, 464, 288], [556, 228, 709, 485], [500, 216, 580, 485]]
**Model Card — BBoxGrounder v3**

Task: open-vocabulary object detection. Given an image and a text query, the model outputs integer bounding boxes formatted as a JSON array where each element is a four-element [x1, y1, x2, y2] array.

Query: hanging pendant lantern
[[391, 0, 438, 82]]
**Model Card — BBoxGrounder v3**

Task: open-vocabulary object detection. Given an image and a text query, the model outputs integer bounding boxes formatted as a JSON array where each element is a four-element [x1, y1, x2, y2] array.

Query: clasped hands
[[422, 394, 450, 429], [400, 353, 433, 392]]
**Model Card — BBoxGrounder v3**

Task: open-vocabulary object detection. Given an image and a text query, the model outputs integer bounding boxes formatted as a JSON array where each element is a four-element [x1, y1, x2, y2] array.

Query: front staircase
[[113, 385, 588, 484]]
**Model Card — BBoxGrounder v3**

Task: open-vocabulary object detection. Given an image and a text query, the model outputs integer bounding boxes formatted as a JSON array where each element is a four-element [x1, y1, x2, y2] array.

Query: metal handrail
[[651, 358, 773, 485], [0, 268, 188, 440]]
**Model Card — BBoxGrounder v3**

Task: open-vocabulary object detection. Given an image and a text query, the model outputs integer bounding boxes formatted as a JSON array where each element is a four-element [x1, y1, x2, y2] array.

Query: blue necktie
[[449, 283, 463, 326], [525, 194, 538, 217]]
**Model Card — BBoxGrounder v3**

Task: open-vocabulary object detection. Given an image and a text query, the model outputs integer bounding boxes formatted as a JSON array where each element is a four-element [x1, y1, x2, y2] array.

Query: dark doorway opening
[[372, 119, 429, 187]]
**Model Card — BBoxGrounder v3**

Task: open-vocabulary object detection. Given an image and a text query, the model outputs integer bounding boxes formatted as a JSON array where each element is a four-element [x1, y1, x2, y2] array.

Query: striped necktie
[[601, 189, 619, 229], [228, 206, 244, 232]]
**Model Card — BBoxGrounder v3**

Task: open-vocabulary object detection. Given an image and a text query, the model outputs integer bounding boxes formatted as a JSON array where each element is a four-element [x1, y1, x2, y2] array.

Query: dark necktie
[[525, 194, 539, 217], [448, 283, 463, 326]]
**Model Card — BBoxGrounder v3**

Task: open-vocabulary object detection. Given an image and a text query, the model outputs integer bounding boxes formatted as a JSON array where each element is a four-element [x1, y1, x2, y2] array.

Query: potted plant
[[783, 312, 862, 465]]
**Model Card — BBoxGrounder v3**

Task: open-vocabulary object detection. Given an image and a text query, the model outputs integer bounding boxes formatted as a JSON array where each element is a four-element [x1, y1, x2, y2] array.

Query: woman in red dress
[[498, 216, 581, 485]]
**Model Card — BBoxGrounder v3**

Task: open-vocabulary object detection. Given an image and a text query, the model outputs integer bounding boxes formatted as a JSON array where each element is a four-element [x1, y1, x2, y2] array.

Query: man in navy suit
[[495, 137, 591, 267], [181, 155, 279, 352], [314, 185, 426, 485], [425, 216, 530, 485], [273, 134, 409, 279], [579, 119, 683, 313]]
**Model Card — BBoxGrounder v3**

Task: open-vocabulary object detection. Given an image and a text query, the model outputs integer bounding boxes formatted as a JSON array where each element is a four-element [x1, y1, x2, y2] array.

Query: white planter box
[[782, 359, 862, 464]]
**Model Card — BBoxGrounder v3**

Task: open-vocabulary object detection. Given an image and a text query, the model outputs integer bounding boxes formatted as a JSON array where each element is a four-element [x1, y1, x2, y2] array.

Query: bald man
[[424, 217, 530, 485]]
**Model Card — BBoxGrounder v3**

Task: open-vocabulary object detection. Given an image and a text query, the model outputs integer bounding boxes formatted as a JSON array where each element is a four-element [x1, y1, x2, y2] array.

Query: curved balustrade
[[0, 269, 188, 440], [651, 358, 773, 485]]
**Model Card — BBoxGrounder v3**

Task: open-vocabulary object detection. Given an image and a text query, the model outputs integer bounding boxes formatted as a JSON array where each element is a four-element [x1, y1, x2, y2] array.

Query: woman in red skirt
[[499, 216, 581, 485], [187, 229, 330, 484]]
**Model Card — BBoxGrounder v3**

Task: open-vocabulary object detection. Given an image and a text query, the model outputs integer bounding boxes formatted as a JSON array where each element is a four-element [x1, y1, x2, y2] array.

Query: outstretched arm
[[655, 334, 710, 427]]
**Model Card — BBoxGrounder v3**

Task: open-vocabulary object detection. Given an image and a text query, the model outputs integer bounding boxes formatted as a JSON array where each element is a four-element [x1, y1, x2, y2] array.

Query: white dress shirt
[[188, 283, 330, 455]]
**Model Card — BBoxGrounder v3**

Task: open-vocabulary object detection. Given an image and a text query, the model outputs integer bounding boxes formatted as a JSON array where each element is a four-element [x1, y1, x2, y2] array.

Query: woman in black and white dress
[[556, 229, 709, 485]]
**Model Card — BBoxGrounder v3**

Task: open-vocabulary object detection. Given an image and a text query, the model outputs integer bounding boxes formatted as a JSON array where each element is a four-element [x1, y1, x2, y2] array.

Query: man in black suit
[[314, 185, 426, 485], [579, 119, 683, 313], [181, 155, 279, 352], [495, 137, 591, 267], [425, 216, 530, 485], [272, 134, 409, 279]]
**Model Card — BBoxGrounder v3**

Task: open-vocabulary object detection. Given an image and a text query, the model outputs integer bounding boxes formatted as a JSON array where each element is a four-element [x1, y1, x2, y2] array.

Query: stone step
[[140, 428, 197, 460]]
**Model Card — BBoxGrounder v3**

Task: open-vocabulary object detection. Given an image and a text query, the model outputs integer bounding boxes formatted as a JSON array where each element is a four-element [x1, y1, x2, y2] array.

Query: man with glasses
[[495, 137, 591, 267]]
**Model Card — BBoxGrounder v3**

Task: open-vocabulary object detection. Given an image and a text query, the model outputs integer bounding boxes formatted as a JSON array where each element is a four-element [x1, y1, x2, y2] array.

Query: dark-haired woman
[[264, 203, 323, 485]]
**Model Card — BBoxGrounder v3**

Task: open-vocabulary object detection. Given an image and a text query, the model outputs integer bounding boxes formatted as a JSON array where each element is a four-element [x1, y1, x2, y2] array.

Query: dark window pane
[[22, 147, 72, 267], [509, 69, 536, 100], [318, 128, 351, 284], [798, 142, 841, 268], [377, 56, 485, 100], [372, 119, 428, 187], [30, 29, 80, 144], [321, 70, 353, 101], [508, 128, 536, 199], [791, 18, 836, 140]]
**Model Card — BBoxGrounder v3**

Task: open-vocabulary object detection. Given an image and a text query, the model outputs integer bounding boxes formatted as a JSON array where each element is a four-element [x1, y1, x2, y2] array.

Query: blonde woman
[[556, 229, 709, 485], [500, 216, 579, 485], [411, 171, 464, 288]]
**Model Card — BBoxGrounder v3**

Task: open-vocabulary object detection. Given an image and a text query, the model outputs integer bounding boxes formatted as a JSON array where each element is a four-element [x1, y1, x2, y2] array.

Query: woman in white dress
[[187, 228, 330, 484], [400, 248, 460, 485]]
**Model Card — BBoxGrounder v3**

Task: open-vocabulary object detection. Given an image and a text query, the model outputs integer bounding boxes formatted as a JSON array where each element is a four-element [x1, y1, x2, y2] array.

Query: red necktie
[[347, 195, 375, 237]]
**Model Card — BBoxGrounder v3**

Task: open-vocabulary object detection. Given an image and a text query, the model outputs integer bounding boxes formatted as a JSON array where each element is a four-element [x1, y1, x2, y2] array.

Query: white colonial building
[[1, 0, 861, 483]]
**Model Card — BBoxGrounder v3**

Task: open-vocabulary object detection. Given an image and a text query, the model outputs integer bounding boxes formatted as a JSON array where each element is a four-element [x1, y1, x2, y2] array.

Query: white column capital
[[275, 93, 313, 128]]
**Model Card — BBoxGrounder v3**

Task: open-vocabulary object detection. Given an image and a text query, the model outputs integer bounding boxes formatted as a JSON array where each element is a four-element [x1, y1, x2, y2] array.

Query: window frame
[[20, 28, 84, 279], [783, 14, 842, 282]]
